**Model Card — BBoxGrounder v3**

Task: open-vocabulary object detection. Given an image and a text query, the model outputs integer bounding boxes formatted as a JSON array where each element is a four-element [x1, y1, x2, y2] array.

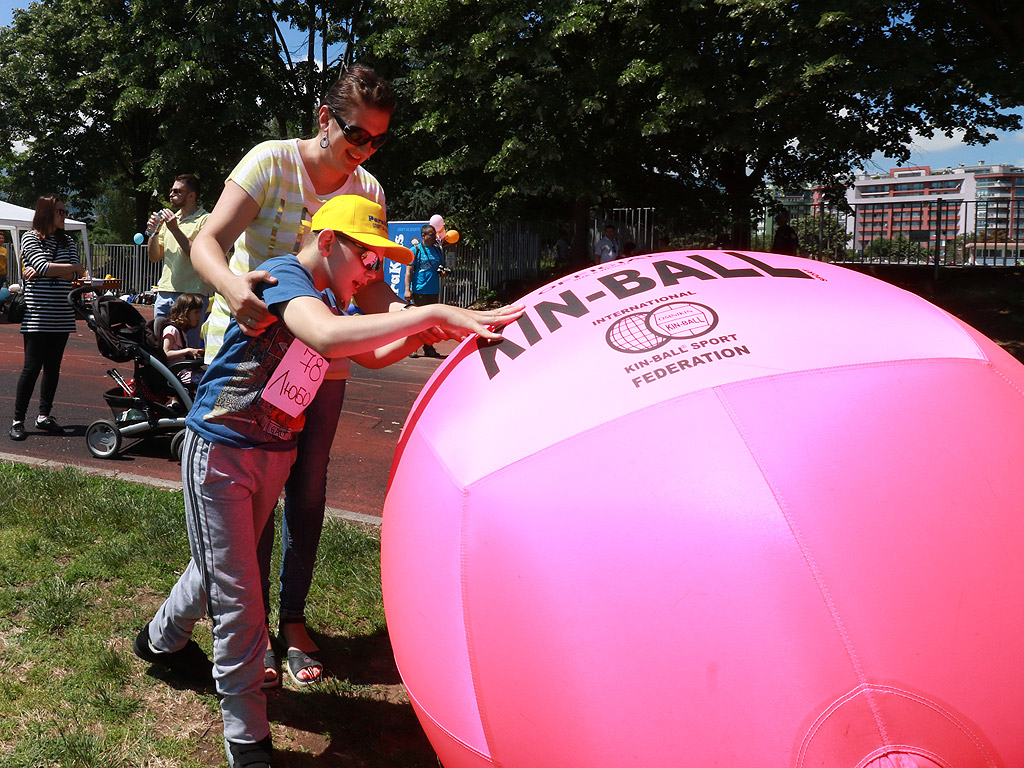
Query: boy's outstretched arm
[[350, 333, 433, 369], [281, 297, 524, 360]]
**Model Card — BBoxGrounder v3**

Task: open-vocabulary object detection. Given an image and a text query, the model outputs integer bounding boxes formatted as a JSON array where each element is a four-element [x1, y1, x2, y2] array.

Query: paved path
[[0, 310, 449, 524]]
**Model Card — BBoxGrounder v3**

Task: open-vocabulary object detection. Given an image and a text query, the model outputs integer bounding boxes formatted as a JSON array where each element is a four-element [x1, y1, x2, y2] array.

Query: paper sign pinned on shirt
[[261, 339, 327, 418]]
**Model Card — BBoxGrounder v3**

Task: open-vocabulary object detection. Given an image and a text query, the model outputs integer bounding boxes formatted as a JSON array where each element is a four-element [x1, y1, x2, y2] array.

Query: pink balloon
[[429, 214, 445, 231], [383, 250, 1024, 768]]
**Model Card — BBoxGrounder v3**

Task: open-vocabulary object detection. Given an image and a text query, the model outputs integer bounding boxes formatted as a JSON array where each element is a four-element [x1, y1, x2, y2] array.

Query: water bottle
[[134, 212, 164, 245], [144, 212, 164, 237]]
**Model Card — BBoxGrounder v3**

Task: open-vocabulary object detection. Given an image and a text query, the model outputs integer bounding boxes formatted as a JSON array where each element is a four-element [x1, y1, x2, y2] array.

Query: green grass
[[0, 462, 436, 767]]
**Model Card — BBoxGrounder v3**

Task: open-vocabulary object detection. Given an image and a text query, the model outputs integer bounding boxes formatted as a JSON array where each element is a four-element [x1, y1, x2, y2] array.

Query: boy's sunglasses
[[330, 110, 389, 149], [337, 233, 382, 272]]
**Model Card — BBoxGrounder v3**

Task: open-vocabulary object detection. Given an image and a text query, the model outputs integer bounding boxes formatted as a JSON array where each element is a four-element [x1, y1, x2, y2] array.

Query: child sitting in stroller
[[161, 293, 204, 385]]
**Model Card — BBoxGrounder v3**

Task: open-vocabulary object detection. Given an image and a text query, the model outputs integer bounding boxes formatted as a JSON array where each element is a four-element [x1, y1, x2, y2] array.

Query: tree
[[272, 0, 379, 136], [864, 234, 931, 264], [368, 0, 708, 265], [911, 1, 1024, 106], [90, 182, 137, 244], [0, 0, 291, 226], [367, 0, 1018, 255], [795, 214, 851, 261]]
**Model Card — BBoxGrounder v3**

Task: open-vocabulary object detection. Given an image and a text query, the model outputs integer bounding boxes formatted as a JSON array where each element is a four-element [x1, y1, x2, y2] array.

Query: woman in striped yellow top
[[182, 63, 407, 764]]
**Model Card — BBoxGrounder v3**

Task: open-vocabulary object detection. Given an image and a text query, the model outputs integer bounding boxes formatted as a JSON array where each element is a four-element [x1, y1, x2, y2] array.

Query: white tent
[[0, 199, 92, 278]]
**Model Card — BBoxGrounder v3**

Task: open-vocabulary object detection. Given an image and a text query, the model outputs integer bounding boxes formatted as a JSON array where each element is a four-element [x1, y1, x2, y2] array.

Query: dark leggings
[[14, 332, 70, 423]]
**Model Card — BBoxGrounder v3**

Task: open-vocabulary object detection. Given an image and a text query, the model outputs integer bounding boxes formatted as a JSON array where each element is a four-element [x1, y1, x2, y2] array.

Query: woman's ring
[[244, 317, 253, 327]]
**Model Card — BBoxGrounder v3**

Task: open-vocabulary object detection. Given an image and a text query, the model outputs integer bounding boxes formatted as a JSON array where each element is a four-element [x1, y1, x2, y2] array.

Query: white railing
[[94, 226, 545, 307], [440, 221, 542, 307], [90, 244, 162, 295]]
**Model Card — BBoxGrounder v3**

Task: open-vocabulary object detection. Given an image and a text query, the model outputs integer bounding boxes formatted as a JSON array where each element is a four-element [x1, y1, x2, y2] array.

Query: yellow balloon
[[445, 229, 460, 244]]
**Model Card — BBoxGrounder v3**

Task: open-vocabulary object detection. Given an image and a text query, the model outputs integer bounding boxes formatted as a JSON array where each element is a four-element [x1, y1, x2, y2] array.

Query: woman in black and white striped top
[[9, 195, 86, 441]]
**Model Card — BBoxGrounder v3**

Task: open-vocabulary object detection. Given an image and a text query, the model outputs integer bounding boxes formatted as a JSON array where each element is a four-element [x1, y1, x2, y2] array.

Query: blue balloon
[[133, 232, 145, 245]]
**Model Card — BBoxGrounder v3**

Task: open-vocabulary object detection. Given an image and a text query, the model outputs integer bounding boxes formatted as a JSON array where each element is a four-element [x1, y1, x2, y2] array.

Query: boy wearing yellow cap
[[133, 195, 521, 767]]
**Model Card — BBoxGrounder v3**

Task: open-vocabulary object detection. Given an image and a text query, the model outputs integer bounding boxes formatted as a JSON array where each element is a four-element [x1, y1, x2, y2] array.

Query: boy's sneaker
[[132, 622, 214, 682], [9, 421, 26, 441], [35, 416, 64, 434], [225, 735, 273, 768]]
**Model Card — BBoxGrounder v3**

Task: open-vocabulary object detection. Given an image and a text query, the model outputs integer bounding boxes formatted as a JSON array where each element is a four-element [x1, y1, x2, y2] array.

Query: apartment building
[[841, 163, 1024, 258]]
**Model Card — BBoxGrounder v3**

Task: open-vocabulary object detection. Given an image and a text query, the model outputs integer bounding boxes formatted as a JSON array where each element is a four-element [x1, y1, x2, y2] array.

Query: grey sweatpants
[[148, 429, 296, 743]]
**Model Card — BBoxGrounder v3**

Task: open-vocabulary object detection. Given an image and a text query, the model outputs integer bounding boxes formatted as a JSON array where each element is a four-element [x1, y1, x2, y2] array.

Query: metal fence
[[89, 244, 161, 295], [774, 199, 1024, 267], [90, 222, 544, 305], [89, 198, 1022, 302], [593, 208, 658, 254], [440, 220, 543, 307]]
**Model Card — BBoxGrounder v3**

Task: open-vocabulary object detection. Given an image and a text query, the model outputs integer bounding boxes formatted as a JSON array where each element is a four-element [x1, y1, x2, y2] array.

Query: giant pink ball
[[382, 250, 1024, 768]]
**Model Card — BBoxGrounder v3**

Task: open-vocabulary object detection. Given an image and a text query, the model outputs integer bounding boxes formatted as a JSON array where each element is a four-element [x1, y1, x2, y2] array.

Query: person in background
[[161, 293, 205, 363], [620, 241, 637, 259], [404, 223, 448, 358], [554, 233, 569, 267], [9, 195, 86, 441], [0, 231, 8, 290], [161, 293, 205, 387], [594, 223, 620, 264], [189, 63, 405, 701], [771, 210, 800, 256], [147, 174, 211, 347]]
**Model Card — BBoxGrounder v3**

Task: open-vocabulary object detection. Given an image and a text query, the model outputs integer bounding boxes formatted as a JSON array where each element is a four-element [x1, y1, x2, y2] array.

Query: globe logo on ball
[[606, 301, 720, 354], [606, 312, 671, 353]]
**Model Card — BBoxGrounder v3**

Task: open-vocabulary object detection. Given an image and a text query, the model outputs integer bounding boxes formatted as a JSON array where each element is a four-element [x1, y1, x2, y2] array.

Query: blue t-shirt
[[409, 242, 445, 295], [187, 255, 335, 449]]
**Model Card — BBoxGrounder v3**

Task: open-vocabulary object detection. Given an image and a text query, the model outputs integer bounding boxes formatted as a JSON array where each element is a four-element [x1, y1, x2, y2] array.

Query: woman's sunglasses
[[330, 110, 389, 149]]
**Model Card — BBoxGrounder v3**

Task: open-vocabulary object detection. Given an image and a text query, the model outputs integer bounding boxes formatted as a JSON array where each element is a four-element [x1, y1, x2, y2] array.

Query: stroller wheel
[[86, 420, 122, 458], [170, 429, 186, 462]]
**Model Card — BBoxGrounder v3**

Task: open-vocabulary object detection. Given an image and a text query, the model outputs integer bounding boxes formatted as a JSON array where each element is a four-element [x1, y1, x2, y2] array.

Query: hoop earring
[[320, 134, 329, 149]]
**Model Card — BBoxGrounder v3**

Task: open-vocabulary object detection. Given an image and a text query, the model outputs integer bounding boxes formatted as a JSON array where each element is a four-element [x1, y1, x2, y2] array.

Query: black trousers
[[14, 332, 70, 422]]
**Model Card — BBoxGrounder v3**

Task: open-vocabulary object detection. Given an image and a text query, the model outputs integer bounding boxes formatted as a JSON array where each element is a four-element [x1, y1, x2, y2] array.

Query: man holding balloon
[[405, 214, 457, 358]]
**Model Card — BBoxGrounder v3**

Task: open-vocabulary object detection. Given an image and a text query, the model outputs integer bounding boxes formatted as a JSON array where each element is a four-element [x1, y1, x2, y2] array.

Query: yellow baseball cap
[[310, 195, 414, 264]]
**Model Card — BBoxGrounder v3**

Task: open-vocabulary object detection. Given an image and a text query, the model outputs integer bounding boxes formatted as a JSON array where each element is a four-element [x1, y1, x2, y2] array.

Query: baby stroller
[[69, 284, 204, 461]]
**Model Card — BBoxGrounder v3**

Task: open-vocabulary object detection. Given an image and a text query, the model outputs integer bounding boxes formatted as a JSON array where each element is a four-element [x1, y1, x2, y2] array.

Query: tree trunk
[[730, 215, 752, 250], [716, 153, 759, 251], [569, 197, 591, 270], [135, 180, 156, 238]]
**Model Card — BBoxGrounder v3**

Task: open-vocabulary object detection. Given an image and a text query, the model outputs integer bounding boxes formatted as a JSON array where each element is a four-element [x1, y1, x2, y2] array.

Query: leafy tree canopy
[[368, 0, 1020, 249], [2, 0, 1020, 254], [0, 0, 293, 225]]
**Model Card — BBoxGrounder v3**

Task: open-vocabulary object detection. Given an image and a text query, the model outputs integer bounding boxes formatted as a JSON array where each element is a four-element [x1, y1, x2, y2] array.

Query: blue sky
[[861, 124, 1024, 175], [3, 0, 1023, 174]]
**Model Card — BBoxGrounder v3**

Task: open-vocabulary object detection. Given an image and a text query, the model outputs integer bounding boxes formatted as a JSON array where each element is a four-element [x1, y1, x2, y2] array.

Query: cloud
[[907, 130, 968, 154]]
